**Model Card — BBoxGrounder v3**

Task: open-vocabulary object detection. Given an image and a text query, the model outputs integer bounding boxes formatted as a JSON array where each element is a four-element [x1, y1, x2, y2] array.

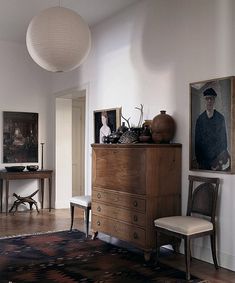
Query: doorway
[[55, 88, 87, 208]]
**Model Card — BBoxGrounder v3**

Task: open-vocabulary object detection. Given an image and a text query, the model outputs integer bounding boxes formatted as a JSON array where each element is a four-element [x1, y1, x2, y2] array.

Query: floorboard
[[0, 208, 234, 282]]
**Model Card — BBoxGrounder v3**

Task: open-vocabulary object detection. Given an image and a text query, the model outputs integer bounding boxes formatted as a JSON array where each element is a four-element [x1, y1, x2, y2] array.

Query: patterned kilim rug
[[0, 230, 209, 283]]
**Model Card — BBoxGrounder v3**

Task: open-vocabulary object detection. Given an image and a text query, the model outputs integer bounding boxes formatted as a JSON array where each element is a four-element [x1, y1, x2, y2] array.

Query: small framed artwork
[[94, 107, 121, 143], [3, 111, 38, 163], [190, 76, 235, 173]]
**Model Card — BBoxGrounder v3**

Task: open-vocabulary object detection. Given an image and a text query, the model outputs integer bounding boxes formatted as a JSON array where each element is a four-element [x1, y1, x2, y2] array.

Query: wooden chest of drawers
[[91, 143, 182, 258]]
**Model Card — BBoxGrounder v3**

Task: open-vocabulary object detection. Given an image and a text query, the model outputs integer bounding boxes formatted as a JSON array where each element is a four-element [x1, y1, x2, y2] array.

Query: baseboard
[[191, 244, 235, 272], [55, 201, 70, 209]]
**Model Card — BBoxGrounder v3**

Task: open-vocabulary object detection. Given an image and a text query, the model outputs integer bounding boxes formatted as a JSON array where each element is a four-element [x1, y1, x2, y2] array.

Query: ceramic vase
[[151, 110, 175, 143]]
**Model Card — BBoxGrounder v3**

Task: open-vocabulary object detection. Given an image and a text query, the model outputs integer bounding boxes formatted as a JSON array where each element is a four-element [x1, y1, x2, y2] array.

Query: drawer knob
[[97, 206, 101, 212], [97, 221, 101, 226], [97, 193, 101, 199], [133, 232, 138, 239], [133, 215, 138, 222], [133, 201, 138, 207]]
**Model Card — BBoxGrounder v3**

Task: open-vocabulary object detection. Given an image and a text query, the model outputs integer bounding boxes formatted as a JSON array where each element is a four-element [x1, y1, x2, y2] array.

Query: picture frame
[[190, 76, 235, 173], [94, 107, 121, 143], [3, 111, 38, 163]]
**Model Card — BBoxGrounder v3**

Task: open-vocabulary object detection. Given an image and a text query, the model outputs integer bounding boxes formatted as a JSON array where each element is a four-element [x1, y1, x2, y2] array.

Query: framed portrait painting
[[190, 76, 235, 173], [3, 111, 38, 163], [94, 107, 121, 143]]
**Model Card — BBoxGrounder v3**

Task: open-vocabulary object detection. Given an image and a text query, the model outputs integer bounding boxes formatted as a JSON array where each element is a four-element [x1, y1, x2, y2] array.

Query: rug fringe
[[0, 229, 71, 240]]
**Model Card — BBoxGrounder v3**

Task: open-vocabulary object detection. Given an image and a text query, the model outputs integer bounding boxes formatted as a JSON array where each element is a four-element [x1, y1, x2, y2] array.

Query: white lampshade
[[26, 6, 91, 72]]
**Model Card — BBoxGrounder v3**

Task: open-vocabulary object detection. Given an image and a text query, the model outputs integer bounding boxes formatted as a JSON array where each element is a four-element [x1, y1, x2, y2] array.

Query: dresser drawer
[[93, 147, 146, 194], [92, 201, 146, 227], [92, 188, 146, 212], [92, 215, 146, 247]]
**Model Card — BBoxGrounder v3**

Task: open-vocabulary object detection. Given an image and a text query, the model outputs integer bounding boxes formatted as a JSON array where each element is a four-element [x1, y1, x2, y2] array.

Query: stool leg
[[84, 207, 90, 237], [70, 203, 75, 231]]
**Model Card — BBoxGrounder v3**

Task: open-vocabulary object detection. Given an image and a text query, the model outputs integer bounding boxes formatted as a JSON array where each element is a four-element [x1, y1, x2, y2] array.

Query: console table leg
[[48, 177, 52, 212], [40, 179, 44, 210], [6, 180, 9, 215], [0, 179, 3, 213]]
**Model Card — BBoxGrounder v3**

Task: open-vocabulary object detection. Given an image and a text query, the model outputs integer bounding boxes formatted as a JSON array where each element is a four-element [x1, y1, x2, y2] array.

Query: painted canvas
[[190, 76, 235, 173], [3, 111, 38, 163], [94, 108, 121, 143]]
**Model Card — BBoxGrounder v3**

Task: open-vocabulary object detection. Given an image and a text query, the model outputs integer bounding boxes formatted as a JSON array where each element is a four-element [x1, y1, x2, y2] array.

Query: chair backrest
[[187, 175, 220, 223]]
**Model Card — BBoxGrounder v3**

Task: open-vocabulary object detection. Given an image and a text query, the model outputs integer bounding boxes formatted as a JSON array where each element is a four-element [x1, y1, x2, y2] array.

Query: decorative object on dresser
[[118, 130, 139, 144], [119, 104, 145, 144], [151, 110, 175, 143], [91, 143, 182, 260], [93, 108, 121, 144], [102, 104, 154, 144], [154, 175, 220, 281], [139, 123, 152, 143], [117, 121, 128, 134]]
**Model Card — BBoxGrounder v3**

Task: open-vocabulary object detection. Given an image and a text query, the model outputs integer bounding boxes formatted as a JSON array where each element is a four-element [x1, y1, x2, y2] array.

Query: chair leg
[[155, 230, 160, 265], [190, 243, 192, 262], [84, 207, 90, 238], [70, 203, 75, 231], [210, 232, 219, 269], [185, 237, 191, 281]]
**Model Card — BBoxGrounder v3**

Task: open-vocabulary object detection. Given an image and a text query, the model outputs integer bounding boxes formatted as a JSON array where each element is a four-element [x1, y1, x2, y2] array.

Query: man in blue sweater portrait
[[195, 87, 230, 171]]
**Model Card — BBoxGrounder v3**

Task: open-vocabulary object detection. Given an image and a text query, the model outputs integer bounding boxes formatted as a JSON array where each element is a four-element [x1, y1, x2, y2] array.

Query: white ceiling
[[0, 0, 141, 43]]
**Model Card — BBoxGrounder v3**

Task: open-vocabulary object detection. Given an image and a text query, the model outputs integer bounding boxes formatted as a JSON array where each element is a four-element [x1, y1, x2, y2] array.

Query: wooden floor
[[0, 208, 235, 283]]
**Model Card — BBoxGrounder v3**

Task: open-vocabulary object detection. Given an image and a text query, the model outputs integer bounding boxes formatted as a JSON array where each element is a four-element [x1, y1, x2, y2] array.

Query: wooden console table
[[0, 170, 53, 214]]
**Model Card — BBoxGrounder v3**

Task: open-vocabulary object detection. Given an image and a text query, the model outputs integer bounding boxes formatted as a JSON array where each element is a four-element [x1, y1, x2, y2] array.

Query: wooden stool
[[70, 195, 91, 237]]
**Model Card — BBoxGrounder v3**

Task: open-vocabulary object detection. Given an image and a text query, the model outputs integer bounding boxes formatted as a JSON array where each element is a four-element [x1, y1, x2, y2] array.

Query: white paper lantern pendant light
[[26, 5, 91, 72]]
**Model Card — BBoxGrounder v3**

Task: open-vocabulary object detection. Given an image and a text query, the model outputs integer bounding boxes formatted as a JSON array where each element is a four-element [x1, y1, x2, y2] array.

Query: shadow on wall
[[129, 0, 234, 141], [129, 0, 235, 271]]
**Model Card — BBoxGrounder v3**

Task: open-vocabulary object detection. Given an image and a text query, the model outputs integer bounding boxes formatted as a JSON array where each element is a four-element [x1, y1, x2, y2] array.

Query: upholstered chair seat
[[154, 216, 213, 235], [70, 196, 91, 207]]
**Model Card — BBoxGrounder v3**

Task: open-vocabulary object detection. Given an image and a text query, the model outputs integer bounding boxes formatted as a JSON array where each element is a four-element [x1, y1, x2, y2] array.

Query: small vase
[[143, 120, 152, 129], [151, 110, 175, 143], [139, 124, 152, 143]]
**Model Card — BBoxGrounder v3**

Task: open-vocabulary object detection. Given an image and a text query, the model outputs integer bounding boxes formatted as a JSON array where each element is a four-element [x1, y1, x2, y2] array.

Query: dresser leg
[[172, 238, 181, 253], [92, 231, 98, 240], [144, 251, 151, 262]]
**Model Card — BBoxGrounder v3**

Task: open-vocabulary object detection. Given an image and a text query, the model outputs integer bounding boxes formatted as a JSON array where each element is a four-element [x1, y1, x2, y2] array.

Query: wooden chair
[[154, 175, 220, 281], [70, 195, 91, 237]]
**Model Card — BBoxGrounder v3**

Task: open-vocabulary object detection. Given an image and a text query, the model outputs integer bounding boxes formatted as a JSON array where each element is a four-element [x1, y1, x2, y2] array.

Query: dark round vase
[[151, 110, 175, 143]]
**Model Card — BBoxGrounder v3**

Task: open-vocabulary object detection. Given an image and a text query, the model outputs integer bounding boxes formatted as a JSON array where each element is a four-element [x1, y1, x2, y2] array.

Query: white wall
[[61, 0, 235, 271], [0, 40, 54, 209]]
